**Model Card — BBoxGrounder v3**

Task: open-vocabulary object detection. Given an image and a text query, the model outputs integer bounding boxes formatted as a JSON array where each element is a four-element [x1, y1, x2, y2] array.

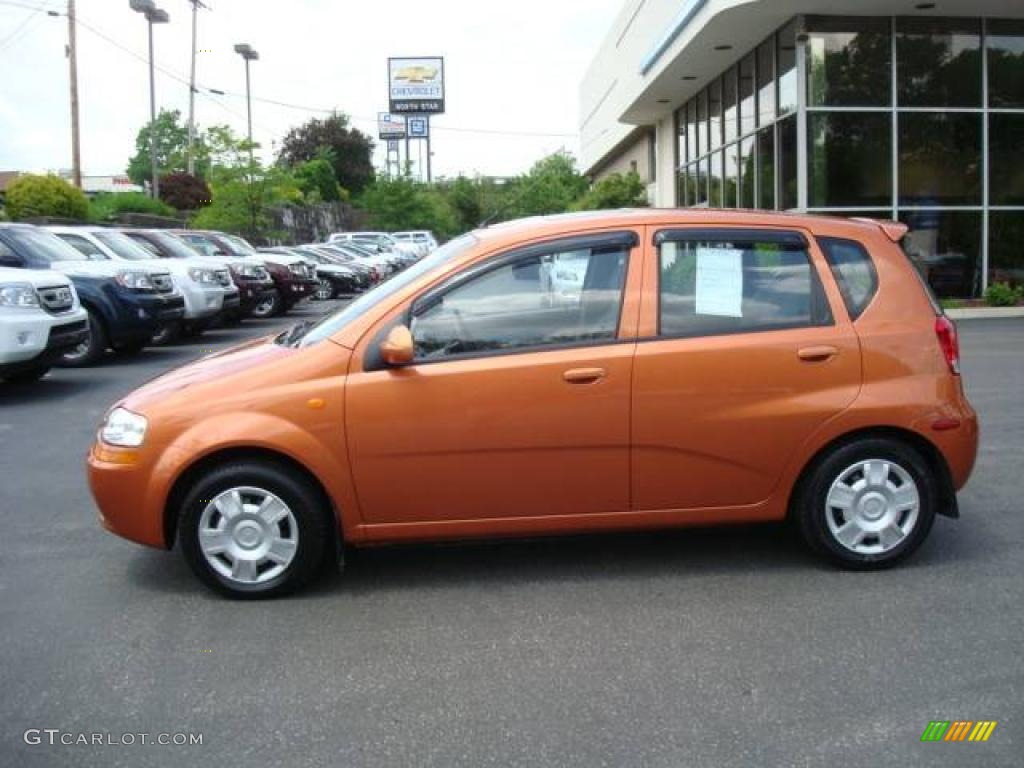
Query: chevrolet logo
[[394, 65, 438, 83]]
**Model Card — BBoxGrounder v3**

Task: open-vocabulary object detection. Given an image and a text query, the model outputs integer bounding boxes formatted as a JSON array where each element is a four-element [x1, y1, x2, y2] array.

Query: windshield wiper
[[277, 319, 315, 347]]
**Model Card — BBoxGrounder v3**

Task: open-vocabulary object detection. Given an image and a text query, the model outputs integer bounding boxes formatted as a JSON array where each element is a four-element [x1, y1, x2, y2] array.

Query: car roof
[[471, 209, 903, 246]]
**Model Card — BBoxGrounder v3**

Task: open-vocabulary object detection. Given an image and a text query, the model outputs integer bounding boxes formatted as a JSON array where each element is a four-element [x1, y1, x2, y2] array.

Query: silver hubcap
[[253, 296, 276, 316], [198, 486, 298, 585], [825, 459, 920, 555]]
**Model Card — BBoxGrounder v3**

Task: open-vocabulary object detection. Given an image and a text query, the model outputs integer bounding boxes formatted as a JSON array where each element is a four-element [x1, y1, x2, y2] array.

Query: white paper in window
[[695, 247, 743, 317]]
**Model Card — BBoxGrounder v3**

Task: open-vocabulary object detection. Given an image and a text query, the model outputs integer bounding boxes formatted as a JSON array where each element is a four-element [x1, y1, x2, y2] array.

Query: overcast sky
[[0, 0, 623, 181]]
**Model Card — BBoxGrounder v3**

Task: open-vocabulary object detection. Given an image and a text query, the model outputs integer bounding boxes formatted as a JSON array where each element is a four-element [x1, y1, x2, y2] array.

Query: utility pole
[[67, 0, 81, 188], [186, 0, 201, 176]]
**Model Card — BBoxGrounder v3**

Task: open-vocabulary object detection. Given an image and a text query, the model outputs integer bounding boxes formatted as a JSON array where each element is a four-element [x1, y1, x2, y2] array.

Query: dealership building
[[580, 0, 1024, 298]]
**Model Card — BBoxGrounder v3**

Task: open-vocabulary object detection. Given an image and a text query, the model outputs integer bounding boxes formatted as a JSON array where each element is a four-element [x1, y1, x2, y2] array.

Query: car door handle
[[563, 367, 606, 384], [797, 345, 839, 362]]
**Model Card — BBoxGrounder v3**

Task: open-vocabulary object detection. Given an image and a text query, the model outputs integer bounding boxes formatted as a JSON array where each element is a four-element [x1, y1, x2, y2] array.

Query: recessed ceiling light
[[714, 44, 732, 51]]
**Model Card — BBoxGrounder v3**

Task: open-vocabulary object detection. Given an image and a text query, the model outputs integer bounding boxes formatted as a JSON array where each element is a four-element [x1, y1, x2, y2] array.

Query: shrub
[[4, 174, 89, 221], [159, 172, 212, 211], [984, 281, 1021, 307], [89, 192, 174, 222]]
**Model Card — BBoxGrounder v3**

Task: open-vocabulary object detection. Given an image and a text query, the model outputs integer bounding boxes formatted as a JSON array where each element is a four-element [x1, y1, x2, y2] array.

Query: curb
[[946, 307, 1024, 320]]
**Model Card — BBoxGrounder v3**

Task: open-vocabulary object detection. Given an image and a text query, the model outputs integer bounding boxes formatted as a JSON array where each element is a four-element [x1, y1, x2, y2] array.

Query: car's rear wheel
[[59, 308, 106, 367], [796, 438, 937, 569], [179, 461, 333, 598]]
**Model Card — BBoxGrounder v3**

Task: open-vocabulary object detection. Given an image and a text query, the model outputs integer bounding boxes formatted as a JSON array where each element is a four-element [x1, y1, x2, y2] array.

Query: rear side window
[[657, 231, 833, 338], [818, 236, 879, 320]]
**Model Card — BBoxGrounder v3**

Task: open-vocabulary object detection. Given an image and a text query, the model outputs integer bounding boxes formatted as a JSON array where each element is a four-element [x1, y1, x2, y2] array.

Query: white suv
[[393, 230, 438, 257], [328, 231, 419, 261], [0, 266, 88, 383]]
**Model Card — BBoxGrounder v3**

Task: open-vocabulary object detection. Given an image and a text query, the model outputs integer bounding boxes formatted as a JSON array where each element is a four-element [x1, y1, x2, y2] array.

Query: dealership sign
[[388, 57, 445, 114], [407, 116, 429, 138], [377, 113, 407, 139]]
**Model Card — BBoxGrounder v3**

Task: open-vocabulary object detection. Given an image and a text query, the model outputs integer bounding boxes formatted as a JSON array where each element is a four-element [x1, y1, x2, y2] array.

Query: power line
[[0, 0, 61, 12]]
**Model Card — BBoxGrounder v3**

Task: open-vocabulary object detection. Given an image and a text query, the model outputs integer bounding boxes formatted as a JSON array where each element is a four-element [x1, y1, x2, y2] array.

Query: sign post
[[388, 57, 444, 182], [377, 112, 407, 179]]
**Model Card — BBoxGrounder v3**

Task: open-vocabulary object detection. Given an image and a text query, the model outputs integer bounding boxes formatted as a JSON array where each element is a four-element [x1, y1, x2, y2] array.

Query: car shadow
[[126, 514, 986, 602]]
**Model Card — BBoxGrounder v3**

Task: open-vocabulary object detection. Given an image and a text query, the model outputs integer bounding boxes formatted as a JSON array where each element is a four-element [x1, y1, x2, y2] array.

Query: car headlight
[[115, 270, 155, 290], [100, 407, 148, 447], [0, 282, 39, 308], [187, 267, 219, 285]]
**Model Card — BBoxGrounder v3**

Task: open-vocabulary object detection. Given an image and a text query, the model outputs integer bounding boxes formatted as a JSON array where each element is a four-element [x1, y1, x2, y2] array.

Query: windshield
[[149, 232, 210, 260], [93, 231, 154, 261], [298, 233, 479, 347], [4, 227, 87, 263], [179, 233, 221, 257], [221, 234, 257, 256]]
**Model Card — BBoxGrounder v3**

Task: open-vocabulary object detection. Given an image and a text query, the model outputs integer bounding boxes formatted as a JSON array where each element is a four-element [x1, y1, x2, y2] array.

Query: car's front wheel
[[59, 308, 106, 367], [796, 438, 937, 569], [314, 278, 335, 301], [250, 290, 280, 319], [179, 461, 333, 598]]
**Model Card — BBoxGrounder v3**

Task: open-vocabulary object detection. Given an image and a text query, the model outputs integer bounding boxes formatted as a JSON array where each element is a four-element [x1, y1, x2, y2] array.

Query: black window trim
[[816, 235, 879, 321], [367, 231, 639, 370], [652, 226, 835, 341]]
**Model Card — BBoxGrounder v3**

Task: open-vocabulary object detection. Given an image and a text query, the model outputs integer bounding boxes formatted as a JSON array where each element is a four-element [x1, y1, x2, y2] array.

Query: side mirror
[[379, 324, 414, 367]]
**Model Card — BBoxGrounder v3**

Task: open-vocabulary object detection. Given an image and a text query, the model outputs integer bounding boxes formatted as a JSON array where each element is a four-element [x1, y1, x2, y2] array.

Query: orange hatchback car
[[88, 211, 978, 597]]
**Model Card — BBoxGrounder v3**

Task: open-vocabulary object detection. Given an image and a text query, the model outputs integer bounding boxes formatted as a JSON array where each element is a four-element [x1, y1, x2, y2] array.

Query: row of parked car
[[0, 225, 435, 383]]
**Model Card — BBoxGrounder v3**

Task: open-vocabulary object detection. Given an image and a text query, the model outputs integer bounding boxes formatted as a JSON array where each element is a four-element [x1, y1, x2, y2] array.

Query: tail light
[[935, 314, 960, 374]]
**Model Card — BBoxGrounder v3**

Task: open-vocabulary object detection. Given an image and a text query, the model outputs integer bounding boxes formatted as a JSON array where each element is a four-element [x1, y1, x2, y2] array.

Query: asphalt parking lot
[[0, 309, 1021, 768]]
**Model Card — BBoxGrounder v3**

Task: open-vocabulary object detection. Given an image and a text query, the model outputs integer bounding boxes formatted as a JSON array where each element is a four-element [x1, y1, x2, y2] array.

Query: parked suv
[[171, 230, 275, 320], [47, 226, 233, 342], [0, 223, 185, 365], [0, 266, 88, 383], [88, 211, 978, 598]]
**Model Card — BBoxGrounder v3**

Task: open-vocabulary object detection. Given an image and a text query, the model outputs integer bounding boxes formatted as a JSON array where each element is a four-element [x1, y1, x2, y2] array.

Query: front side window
[[411, 244, 629, 361], [657, 232, 832, 337]]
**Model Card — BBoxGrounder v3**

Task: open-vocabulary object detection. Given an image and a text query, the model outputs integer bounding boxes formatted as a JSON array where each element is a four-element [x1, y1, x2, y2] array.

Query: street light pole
[[233, 43, 259, 168], [129, 0, 169, 200], [234, 44, 260, 166]]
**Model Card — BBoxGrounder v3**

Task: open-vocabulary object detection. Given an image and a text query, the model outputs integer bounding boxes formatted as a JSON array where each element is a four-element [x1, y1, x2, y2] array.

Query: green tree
[[4, 174, 89, 221], [127, 109, 203, 186], [295, 148, 344, 203], [193, 159, 302, 240], [573, 171, 649, 210], [277, 114, 375, 195], [358, 176, 457, 237], [509, 151, 588, 218]]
